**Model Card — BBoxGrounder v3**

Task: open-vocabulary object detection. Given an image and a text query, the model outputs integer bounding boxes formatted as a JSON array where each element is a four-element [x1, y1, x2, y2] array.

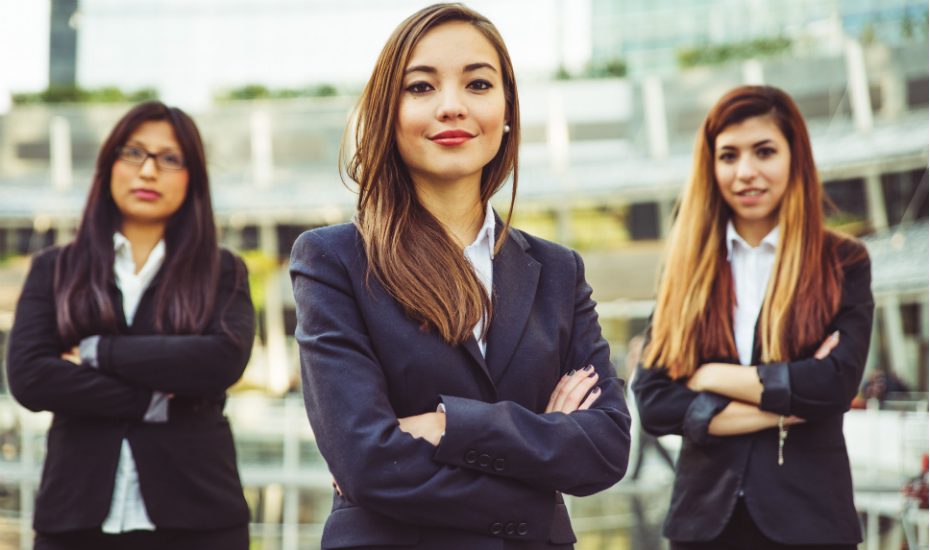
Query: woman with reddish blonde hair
[[290, 3, 630, 548], [634, 85, 873, 549]]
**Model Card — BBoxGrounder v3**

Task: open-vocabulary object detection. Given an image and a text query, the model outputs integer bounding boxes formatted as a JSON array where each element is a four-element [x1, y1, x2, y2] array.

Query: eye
[[405, 81, 434, 94], [717, 151, 736, 163], [121, 146, 146, 162], [756, 146, 777, 159], [467, 79, 493, 91], [159, 152, 185, 169]]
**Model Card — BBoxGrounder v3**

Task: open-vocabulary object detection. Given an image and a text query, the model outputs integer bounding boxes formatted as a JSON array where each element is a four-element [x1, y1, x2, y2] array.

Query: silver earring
[[503, 124, 511, 134]]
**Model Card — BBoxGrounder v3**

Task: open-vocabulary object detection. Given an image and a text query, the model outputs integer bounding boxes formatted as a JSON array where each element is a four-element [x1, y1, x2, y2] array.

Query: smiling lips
[[430, 129, 475, 147], [734, 188, 767, 205]]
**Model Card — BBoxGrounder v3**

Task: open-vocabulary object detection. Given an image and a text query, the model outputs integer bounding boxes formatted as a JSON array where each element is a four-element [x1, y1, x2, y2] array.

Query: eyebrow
[[404, 62, 498, 75], [718, 139, 775, 150], [125, 140, 180, 153]]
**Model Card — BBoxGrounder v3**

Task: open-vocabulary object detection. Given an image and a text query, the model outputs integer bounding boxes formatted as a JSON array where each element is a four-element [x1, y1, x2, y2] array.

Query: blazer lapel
[[461, 337, 495, 391], [485, 226, 541, 383]]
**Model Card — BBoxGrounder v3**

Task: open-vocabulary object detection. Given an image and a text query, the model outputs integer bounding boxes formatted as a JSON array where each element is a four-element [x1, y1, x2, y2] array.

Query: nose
[[435, 89, 467, 121], [736, 155, 757, 182], [138, 156, 158, 179]]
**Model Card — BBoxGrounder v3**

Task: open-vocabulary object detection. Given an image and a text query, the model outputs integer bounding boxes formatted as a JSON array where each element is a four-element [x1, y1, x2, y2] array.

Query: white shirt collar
[[112, 232, 166, 280], [725, 220, 779, 261], [464, 203, 497, 260]]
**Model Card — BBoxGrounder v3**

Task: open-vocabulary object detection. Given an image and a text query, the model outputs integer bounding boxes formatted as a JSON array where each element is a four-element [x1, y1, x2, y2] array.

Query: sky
[[0, 0, 592, 110]]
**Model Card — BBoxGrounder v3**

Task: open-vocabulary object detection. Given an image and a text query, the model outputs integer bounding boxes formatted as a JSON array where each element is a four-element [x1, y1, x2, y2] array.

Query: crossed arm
[[633, 250, 873, 444]]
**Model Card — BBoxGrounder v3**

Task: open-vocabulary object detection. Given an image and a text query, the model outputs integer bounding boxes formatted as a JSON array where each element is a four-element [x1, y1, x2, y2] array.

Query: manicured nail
[[832, 331, 840, 340], [567, 369, 575, 376], [584, 364, 595, 372], [592, 387, 601, 395], [587, 371, 597, 378]]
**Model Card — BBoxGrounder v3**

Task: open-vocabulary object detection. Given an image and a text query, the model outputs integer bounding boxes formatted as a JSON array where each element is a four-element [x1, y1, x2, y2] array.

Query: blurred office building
[[0, 0, 925, 548]]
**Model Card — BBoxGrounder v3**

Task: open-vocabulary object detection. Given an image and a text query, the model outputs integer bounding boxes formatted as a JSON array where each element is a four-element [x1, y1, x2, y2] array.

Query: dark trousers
[[34, 525, 249, 550], [670, 499, 857, 550]]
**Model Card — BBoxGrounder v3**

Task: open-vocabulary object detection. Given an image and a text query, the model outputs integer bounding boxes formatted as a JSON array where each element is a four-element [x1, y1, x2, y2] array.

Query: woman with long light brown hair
[[289, 3, 630, 548], [634, 85, 873, 549]]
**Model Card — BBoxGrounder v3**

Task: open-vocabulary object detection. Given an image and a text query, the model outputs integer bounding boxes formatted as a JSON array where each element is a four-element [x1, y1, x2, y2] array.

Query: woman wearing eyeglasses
[[8, 101, 254, 549]]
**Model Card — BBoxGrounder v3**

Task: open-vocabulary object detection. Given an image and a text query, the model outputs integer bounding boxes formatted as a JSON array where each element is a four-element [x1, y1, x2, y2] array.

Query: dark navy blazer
[[634, 236, 873, 545], [290, 221, 630, 549]]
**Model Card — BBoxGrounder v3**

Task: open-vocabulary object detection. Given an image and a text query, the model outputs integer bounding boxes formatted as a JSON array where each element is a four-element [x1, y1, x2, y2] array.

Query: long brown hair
[[342, 3, 520, 345], [644, 85, 850, 378], [54, 101, 232, 345]]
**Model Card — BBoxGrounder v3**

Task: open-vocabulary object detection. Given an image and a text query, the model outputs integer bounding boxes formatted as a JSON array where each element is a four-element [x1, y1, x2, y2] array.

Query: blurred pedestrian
[[8, 101, 255, 550], [633, 85, 874, 549], [289, 4, 630, 548]]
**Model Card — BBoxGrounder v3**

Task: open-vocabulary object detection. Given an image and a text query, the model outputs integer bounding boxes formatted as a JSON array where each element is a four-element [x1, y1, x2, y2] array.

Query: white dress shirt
[[463, 204, 496, 356], [101, 233, 166, 533], [726, 221, 779, 366]]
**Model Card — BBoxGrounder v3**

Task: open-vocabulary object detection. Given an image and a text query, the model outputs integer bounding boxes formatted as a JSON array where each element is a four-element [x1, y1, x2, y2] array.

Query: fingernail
[[584, 364, 595, 372], [832, 331, 840, 340], [592, 387, 601, 395], [587, 371, 597, 378], [567, 369, 575, 376]]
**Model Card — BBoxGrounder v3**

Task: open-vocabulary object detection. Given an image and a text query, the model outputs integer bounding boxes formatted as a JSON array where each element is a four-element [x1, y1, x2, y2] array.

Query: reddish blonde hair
[[645, 85, 850, 378]]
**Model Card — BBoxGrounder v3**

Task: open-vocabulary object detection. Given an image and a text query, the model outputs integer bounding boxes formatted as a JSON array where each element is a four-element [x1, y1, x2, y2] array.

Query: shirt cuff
[[78, 335, 101, 368], [682, 392, 730, 445], [757, 362, 792, 415], [144, 392, 171, 423]]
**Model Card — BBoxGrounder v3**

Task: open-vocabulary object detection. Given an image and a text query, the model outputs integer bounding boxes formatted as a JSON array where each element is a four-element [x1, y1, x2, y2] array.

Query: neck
[[412, 174, 484, 247], [120, 221, 165, 273], [732, 217, 776, 247]]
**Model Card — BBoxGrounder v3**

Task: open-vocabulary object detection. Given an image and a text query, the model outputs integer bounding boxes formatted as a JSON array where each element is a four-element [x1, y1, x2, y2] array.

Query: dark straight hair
[[54, 100, 223, 344], [344, 3, 520, 345]]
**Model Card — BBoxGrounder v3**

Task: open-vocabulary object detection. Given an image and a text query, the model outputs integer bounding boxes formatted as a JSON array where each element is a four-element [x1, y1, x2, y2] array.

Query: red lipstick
[[430, 129, 475, 146]]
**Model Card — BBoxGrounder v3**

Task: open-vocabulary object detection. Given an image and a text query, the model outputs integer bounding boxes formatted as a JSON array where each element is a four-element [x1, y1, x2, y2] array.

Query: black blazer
[[290, 222, 630, 550], [7, 246, 254, 533], [633, 237, 873, 545]]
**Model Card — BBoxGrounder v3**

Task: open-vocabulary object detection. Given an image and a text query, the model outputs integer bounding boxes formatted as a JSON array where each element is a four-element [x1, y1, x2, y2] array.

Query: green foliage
[[554, 65, 572, 80], [587, 57, 628, 79], [218, 83, 340, 101], [11, 85, 159, 105], [677, 36, 792, 68]]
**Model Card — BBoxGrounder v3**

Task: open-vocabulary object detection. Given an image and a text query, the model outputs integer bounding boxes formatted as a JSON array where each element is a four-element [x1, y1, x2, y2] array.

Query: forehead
[[126, 120, 181, 150], [715, 115, 787, 148], [406, 21, 500, 72]]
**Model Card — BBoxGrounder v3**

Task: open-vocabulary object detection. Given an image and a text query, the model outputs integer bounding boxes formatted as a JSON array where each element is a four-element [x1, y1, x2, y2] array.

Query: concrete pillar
[[547, 88, 573, 245], [260, 221, 290, 395], [657, 198, 675, 239], [742, 59, 765, 85], [50, 116, 73, 190], [642, 76, 669, 160], [251, 110, 273, 188], [864, 171, 888, 232], [880, 295, 913, 387], [844, 38, 874, 132]]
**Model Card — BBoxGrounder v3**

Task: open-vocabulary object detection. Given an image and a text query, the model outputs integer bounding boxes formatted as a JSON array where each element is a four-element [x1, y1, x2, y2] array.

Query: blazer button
[[493, 458, 505, 472], [517, 522, 528, 535], [505, 522, 516, 535], [478, 453, 491, 467], [489, 522, 503, 535], [465, 450, 478, 464]]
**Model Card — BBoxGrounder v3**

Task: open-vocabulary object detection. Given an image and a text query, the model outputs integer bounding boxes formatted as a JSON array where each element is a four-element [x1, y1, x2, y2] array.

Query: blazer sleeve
[[290, 231, 558, 540], [631, 328, 731, 445], [756, 246, 874, 420], [6, 249, 153, 419], [93, 252, 255, 397], [432, 250, 631, 496]]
